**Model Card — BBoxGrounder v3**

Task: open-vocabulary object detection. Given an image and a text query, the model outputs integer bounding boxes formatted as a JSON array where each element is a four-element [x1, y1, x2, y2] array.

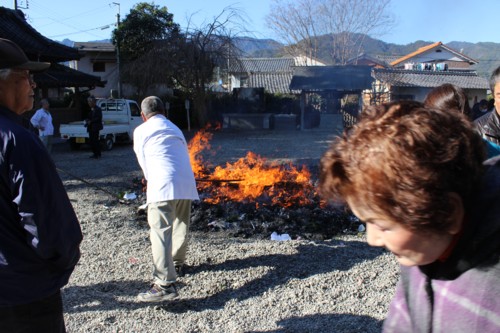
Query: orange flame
[[188, 127, 212, 177], [188, 127, 316, 207]]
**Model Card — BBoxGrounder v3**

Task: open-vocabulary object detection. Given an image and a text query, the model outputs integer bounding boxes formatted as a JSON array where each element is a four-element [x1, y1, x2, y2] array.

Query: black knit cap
[[0, 38, 50, 72]]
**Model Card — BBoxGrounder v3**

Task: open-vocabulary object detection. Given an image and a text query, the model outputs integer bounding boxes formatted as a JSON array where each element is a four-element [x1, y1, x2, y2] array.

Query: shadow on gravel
[[62, 239, 384, 316], [246, 313, 383, 333], [164, 239, 385, 313]]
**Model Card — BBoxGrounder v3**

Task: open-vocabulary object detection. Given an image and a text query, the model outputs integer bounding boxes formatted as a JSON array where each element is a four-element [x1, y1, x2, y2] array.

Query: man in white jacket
[[30, 98, 54, 152], [133, 96, 199, 302]]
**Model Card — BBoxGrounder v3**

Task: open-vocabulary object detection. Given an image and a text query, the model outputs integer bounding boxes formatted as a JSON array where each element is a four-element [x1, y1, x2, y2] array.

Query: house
[[228, 56, 325, 94], [70, 42, 118, 98], [288, 42, 489, 130], [368, 42, 489, 105]]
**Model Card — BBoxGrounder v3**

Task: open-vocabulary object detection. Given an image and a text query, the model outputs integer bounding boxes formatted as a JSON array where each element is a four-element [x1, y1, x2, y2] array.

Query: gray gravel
[[52, 126, 399, 333]]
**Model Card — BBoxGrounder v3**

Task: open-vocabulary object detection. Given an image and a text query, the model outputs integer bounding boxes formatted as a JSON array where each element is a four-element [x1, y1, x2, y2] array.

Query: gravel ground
[[52, 125, 400, 333]]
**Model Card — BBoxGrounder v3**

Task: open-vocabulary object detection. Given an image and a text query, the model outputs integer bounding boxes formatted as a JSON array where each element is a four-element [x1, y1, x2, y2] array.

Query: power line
[[26, 0, 116, 40], [47, 22, 117, 39]]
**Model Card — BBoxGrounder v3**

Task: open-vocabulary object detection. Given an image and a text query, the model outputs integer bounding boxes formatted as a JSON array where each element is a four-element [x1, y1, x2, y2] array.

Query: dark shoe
[[175, 265, 184, 277], [89, 155, 98, 159], [137, 284, 178, 302]]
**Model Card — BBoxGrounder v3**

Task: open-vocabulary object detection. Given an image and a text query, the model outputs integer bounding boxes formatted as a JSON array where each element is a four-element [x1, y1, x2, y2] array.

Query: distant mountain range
[[233, 35, 500, 78], [61, 34, 500, 78]]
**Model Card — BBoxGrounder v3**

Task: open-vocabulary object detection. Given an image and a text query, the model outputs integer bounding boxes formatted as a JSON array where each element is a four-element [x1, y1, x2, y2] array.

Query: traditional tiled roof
[[373, 68, 488, 89], [374, 54, 402, 65], [230, 57, 295, 73], [74, 42, 115, 52], [0, 7, 81, 62], [249, 72, 294, 94], [34, 63, 105, 88], [289, 66, 373, 91], [347, 53, 390, 67], [390, 42, 477, 66]]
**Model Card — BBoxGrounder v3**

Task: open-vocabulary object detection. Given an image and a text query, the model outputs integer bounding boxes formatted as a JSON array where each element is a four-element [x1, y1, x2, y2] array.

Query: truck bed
[[60, 122, 131, 139]]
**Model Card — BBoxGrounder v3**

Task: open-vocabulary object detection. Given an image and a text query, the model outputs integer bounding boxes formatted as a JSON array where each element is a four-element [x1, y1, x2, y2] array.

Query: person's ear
[[446, 192, 464, 235], [141, 112, 147, 122]]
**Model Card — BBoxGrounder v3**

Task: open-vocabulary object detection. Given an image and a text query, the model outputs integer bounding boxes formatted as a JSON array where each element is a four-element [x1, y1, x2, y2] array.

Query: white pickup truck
[[60, 98, 142, 150]]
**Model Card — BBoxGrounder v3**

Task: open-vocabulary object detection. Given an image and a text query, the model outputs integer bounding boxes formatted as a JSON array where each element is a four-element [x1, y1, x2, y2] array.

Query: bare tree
[[266, 0, 321, 62], [172, 7, 248, 127], [266, 0, 394, 65]]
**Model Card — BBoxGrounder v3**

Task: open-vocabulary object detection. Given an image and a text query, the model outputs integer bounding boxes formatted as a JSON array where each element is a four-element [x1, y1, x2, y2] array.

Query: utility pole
[[112, 2, 122, 98], [14, 0, 28, 9]]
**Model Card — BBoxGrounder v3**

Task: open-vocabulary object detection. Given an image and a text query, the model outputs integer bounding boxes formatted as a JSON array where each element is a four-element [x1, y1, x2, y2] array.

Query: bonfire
[[188, 127, 318, 208]]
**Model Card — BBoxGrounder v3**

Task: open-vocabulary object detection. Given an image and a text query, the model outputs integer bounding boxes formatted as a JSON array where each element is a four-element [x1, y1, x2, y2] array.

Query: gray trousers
[[147, 200, 192, 285]]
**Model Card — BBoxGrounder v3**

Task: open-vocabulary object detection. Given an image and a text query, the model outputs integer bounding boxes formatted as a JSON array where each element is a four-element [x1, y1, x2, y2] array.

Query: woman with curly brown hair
[[319, 101, 500, 333]]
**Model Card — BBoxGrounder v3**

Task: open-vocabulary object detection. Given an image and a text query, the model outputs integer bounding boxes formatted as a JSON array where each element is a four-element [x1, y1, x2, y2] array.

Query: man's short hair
[[141, 96, 165, 117], [489, 66, 500, 94]]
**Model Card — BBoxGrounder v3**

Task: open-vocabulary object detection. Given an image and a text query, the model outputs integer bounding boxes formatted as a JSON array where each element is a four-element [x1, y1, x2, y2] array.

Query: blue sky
[[4, 0, 499, 45]]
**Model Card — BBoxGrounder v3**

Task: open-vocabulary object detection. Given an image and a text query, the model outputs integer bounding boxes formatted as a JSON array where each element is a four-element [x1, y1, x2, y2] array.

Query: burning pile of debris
[[187, 128, 358, 239], [133, 127, 358, 239]]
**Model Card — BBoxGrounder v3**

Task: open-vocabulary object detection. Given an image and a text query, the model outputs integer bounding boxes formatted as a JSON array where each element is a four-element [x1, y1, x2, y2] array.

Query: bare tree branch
[[266, 0, 395, 64]]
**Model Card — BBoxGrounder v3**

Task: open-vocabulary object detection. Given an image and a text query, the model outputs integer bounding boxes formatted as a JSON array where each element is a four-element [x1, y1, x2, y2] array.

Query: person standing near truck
[[133, 96, 199, 302], [30, 98, 54, 153], [0, 38, 82, 332], [85, 95, 102, 159]]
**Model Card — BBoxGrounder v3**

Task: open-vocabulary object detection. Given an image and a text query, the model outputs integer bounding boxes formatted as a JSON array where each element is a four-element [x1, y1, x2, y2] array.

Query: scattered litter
[[123, 192, 137, 200], [208, 220, 232, 229], [358, 224, 366, 232], [271, 232, 291, 241]]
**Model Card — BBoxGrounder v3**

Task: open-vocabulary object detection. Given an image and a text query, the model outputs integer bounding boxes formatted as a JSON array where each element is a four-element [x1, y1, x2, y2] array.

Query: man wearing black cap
[[0, 38, 82, 332]]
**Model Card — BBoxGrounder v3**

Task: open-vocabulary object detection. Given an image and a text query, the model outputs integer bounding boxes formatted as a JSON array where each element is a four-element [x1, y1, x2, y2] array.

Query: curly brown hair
[[319, 101, 485, 233]]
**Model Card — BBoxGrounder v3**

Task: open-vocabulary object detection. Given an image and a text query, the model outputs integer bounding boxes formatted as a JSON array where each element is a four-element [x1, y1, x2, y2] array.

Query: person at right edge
[[85, 95, 102, 159], [424, 83, 500, 158], [475, 66, 500, 146], [319, 101, 499, 332], [0, 38, 82, 332], [133, 96, 199, 302]]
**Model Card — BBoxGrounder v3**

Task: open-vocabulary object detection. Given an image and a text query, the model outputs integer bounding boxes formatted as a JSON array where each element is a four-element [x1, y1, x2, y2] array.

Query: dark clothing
[[471, 103, 490, 120], [0, 291, 65, 333], [88, 129, 101, 158], [383, 157, 500, 332], [85, 105, 103, 133], [86, 105, 102, 157], [0, 105, 82, 307], [475, 110, 500, 145]]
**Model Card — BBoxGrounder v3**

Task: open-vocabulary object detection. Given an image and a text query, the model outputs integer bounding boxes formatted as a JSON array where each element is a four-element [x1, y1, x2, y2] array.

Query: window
[[129, 103, 140, 117], [93, 62, 105, 72]]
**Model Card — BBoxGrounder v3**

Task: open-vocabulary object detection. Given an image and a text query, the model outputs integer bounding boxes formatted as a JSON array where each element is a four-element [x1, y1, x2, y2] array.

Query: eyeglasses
[[10, 70, 35, 86]]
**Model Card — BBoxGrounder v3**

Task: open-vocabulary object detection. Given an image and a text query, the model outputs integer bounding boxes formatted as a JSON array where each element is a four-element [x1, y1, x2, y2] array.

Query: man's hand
[[141, 178, 147, 192]]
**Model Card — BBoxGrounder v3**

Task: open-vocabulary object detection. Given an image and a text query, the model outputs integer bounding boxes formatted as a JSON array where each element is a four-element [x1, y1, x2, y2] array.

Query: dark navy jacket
[[0, 105, 82, 306]]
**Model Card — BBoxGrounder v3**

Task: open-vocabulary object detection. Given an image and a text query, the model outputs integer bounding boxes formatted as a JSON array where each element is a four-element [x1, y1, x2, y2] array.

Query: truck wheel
[[69, 139, 80, 150], [104, 137, 114, 151]]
